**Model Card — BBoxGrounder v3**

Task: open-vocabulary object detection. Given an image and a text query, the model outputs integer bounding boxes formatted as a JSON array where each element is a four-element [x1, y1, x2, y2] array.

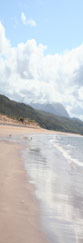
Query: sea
[[1, 132, 83, 243], [23, 133, 83, 243]]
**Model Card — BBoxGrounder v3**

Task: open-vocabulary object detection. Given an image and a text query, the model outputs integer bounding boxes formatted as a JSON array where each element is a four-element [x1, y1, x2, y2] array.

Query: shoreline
[[0, 122, 80, 137], [0, 139, 49, 243], [0, 124, 81, 243], [0, 125, 51, 242]]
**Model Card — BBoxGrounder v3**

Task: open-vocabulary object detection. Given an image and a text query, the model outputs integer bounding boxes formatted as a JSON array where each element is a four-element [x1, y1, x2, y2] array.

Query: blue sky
[[0, 0, 83, 120], [0, 0, 83, 54]]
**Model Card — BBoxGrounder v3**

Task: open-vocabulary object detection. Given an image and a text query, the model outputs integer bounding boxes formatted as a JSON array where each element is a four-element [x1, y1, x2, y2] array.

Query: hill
[[0, 94, 40, 122], [0, 94, 83, 135], [30, 102, 69, 118], [38, 110, 83, 134]]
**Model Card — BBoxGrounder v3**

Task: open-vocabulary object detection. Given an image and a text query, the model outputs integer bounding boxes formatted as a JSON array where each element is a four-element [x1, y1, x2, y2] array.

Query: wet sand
[[23, 133, 83, 243], [0, 125, 49, 243]]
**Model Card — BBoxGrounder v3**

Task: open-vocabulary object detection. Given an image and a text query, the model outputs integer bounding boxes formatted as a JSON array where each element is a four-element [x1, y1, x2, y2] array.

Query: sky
[[0, 0, 83, 119]]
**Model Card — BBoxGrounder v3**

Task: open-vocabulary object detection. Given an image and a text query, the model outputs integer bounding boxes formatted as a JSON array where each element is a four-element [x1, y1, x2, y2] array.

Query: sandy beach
[[0, 124, 49, 243], [0, 123, 82, 243]]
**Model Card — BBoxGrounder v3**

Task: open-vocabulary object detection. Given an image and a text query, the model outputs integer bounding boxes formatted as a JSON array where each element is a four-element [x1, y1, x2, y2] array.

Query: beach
[[0, 124, 83, 243], [0, 124, 49, 243]]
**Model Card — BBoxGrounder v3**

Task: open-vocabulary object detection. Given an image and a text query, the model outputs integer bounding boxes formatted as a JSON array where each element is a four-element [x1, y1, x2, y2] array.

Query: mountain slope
[[38, 110, 83, 134], [0, 94, 40, 121], [0, 94, 83, 135], [30, 102, 69, 118]]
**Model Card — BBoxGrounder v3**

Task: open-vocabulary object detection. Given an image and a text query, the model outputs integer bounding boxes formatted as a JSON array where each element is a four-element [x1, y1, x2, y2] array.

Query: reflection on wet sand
[[24, 135, 83, 243]]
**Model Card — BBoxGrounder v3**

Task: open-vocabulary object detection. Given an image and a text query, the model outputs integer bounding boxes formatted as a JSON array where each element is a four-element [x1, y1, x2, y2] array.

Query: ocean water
[[23, 134, 83, 243]]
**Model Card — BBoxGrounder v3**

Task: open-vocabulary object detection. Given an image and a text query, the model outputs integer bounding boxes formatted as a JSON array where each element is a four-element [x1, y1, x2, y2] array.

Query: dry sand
[[0, 124, 49, 243]]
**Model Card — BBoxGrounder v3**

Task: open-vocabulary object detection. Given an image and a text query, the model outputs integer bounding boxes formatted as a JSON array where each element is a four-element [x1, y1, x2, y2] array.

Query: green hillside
[[0, 94, 83, 135], [38, 110, 83, 134], [0, 94, 40, 122]]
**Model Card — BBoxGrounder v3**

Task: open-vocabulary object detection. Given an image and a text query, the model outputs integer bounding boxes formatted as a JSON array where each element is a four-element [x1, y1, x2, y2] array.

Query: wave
[[50, 137, 83, 167]]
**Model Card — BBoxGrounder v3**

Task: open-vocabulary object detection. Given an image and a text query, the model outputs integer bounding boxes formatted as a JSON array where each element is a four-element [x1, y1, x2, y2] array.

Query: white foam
[[50, 137, 83, 167]]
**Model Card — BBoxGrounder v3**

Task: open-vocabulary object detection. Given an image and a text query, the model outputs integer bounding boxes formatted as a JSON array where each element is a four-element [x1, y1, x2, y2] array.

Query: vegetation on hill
[[0, 94, 83, 135], [38, 110, 83, 134]]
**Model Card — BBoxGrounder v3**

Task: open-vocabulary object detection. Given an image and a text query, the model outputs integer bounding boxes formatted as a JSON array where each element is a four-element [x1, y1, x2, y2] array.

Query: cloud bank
[[0, 23, 83, 119]]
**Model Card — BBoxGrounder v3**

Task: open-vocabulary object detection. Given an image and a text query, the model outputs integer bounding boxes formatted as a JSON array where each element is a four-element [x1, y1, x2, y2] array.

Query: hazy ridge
[[30, 102, 69, 118]]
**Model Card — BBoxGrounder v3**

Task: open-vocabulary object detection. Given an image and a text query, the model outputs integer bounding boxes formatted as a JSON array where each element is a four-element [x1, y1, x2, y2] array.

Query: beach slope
[[0, 137, 48, 243]]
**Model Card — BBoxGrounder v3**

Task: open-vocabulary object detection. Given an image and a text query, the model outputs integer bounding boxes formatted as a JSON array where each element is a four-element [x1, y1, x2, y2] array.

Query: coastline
[[0, 122, 80, 137], [23, 132, 83, 242], [0, 123, 81, 243], [0, 126, 49, 243]]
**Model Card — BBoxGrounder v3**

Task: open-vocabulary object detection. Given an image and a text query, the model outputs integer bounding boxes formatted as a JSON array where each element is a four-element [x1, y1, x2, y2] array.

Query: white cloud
[[21, 12, 27, 25], [0, 23, 83, 119], [21, 12, 37, 27], [0, 22, 10, 55]]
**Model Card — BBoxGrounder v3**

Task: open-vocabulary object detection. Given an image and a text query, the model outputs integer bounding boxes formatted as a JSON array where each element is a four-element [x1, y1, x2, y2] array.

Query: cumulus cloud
[[21, 12, 37, 27], [0, 23, 83, 119], [0, 22, 10, 55]]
